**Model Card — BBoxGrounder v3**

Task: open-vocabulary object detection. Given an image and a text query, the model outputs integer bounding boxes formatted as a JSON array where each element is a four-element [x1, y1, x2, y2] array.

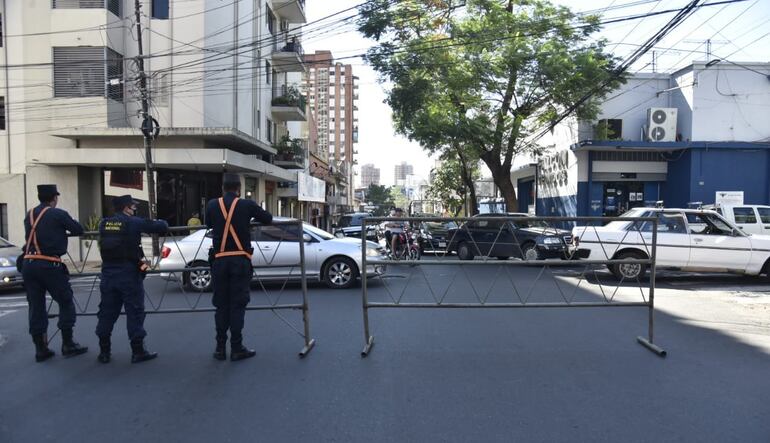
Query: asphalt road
[[1, 264, 769, 442]]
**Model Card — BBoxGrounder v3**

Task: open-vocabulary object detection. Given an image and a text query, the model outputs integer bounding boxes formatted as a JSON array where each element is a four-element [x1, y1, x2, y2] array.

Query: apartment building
[[394, 161, 414, 184], [360, 163, 380, 188], [0, 0, 308, 245]]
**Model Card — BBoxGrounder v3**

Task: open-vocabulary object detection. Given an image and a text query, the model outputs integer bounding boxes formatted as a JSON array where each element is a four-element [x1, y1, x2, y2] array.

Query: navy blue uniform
[[95, 213, 168, 341], [205, 192, 272, 344], [22, 204, 84, 335]]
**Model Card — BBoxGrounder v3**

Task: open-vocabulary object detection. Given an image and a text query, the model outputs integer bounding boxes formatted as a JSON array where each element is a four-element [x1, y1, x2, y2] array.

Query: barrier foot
[[637, 336, 667, 357], [299, 339, 316, 358], [361, 336, 374, 357]]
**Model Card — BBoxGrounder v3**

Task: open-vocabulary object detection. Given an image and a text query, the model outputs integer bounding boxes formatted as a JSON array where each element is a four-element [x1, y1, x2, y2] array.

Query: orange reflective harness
[[214, 197, 252, 260], [24, 207, 63, 263]]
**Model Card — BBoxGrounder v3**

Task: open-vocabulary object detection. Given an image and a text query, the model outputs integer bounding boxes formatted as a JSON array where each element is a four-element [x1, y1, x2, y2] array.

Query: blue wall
[[687, 148, 770, 205], [536, 195, 578, 228], [517, 179, 534, 213]]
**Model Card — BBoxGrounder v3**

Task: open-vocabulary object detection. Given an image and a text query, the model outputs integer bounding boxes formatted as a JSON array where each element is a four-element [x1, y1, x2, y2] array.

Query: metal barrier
[[48, 219, 315, 357], [361, 216, 665, 358]]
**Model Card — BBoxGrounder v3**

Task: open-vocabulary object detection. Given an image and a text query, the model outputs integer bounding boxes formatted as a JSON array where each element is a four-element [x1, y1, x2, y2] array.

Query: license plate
[[438, 242, 447, 248]]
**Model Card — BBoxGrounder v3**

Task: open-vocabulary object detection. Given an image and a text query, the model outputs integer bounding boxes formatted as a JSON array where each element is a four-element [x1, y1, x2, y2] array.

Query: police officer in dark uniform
[[95, 195, 168, 364], [22, 184, 88, 362], [206, 173, 272, 361]]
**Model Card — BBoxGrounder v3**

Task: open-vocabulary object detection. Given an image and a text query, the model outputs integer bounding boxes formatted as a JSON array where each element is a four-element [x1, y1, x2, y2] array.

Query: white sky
[[304, 0, 770, 186]]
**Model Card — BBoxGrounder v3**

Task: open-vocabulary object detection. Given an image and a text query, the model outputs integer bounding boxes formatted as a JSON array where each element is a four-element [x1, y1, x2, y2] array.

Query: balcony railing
[[272, 85, 307, 110], [273, 136, 307, 169]]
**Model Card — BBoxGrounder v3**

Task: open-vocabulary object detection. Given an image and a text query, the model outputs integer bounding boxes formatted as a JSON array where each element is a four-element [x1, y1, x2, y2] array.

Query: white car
[[159, 219, 387, 290], [708, 204, 770, 236], [574, 208, 770, 280]]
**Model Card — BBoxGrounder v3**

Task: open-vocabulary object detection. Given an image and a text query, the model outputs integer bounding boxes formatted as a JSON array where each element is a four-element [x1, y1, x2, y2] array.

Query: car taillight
[[161, 246, 171, 259]]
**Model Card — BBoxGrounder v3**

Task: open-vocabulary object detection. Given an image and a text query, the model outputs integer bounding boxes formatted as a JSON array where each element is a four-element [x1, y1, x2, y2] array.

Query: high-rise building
[[360, 164, 380, 188], [305, 50, 359, 216], [394, 162, 414, 183], [0, 0, 309, 247]]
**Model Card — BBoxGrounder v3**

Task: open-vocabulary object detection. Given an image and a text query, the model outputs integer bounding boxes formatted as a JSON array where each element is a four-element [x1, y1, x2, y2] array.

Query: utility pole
[[134, 0, 160, 256]]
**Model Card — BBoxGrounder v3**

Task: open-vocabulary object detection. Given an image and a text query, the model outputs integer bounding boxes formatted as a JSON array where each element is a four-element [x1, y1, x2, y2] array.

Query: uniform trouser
[[211, 256, 252, 343], [22, 260, 76, 336], [95, 265, 147, 341]]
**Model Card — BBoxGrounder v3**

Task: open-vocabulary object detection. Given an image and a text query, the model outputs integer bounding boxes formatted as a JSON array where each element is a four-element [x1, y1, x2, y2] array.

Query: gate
[[360, 216, 665, 358]]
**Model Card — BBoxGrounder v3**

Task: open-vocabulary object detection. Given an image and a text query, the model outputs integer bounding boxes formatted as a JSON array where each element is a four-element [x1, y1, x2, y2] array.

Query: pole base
[[361, 336, 374, 357], [637, 336, 667, 357], [299, 339, 316, 358]]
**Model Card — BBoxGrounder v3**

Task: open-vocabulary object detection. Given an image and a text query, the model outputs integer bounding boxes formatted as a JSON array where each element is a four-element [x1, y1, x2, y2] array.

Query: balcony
[[271, 86, 307, 121], [272, 0, 306, 24], [273, 136, 307, 170], [271, 39, 305, 72]]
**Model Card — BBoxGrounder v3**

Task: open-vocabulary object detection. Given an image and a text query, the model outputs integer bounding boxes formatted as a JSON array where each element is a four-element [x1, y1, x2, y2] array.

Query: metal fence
[[49, 220, 315, 357], [360, 216, 665, 358]]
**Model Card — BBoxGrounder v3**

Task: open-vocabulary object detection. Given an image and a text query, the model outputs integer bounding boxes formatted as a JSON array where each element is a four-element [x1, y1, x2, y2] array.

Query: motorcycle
[[387, 227, 421, 261]]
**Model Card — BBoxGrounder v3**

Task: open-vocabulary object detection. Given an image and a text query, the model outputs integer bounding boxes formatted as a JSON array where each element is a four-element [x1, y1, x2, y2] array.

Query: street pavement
[[1, 263, 769, 442]]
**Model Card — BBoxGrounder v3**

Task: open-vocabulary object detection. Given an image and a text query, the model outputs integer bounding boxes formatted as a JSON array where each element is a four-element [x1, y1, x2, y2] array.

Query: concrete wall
[[594, 74, 671, 142]]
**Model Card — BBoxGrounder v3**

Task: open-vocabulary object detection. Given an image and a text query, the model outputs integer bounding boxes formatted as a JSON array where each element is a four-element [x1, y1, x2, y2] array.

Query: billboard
[[298, 172, 326, 203]]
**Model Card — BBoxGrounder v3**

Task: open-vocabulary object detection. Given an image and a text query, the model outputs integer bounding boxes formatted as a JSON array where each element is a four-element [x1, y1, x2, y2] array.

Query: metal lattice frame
[[360, 216, 665, 358], [46, 220, 315, 357]]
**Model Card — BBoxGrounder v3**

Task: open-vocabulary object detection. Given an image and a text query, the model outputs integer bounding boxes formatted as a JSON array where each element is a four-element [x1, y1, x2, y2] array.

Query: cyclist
[[384, 207, 407, 257]]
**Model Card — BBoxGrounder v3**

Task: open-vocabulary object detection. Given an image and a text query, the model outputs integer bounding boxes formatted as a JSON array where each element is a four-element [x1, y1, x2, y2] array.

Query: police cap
[[222, 173, 241, 187], [112, 194, 138, 210], [37, 184, 60, 200]]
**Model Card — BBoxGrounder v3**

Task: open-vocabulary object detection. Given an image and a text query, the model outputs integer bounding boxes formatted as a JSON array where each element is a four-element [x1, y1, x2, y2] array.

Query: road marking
[[0, 310, 18, 318], [0, 302, 28, 308]]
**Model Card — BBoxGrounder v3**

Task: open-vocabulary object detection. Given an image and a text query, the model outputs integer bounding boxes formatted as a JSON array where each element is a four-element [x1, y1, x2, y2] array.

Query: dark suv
[[446, 213, 578, 260], [333, 213, 379, 241]]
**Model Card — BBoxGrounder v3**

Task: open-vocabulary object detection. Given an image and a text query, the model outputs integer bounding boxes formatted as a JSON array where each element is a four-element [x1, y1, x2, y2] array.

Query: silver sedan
[[159, 219, 387, 290], [0, 237, 23, 289]]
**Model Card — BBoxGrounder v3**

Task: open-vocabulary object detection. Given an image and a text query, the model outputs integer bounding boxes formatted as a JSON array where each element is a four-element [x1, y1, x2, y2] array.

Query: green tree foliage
[[366, 184, 395, 216], [428, 154, 480, 216], [390, 186, 410, 212], [358, 0, 624, 210]]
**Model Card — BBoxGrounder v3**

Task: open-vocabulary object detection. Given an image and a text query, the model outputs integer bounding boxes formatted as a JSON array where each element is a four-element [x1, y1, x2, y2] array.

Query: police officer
[[22, 184, 88, 362], [206, 173, 272, 361], [95, 195, 168, 364]]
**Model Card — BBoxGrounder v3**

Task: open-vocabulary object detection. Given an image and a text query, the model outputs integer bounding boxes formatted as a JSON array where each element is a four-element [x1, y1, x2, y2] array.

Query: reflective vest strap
[[25, 207, 51, 256], [214, 250, 252, 260], [23, 254, 62, 263], [217, 197, 246, 254]]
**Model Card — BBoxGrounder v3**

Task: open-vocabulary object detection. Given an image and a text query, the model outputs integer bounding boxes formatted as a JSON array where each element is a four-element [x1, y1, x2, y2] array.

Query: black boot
[[97, 336, 111, 364], [130, 339, 158, 364], [61, 329, 88, 358], [213, 336, 227, 361], [32, 334, 55, 362], [230, 339, 256, 362]]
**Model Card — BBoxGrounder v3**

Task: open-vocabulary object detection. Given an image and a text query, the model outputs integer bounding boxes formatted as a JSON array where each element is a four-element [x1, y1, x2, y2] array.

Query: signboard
[[298, 172, 326, 203], [715, 191, 744, 206]]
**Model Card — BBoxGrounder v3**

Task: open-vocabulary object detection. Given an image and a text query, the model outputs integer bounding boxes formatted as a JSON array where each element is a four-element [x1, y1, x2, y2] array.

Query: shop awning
[[571, 140, 770, 151]]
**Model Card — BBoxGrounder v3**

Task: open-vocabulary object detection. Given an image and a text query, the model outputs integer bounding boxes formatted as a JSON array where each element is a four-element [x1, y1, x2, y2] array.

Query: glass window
[[0, 97, 5, 130], [634, 212, 686, 234], [304, 223, 334, 240], [254, 224, 301, 242], [152, 0, 168, 19], [757, 208, 770, 224], [732, 207, 757, 224], [686, 213, 735, 236]]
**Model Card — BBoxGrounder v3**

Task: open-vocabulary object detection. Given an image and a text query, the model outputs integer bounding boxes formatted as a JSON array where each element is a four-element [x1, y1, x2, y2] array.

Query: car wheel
[[611, 251, 647, 281], [457, 242, 475, 261], [184, 261, 212, 292], [323, 257, 359, 289], [521, 242, 540, 261]]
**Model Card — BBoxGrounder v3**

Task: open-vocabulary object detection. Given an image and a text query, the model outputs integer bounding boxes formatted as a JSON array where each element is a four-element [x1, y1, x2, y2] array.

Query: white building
[[0, 0, 308, 245], [360, 163, 380, 188]]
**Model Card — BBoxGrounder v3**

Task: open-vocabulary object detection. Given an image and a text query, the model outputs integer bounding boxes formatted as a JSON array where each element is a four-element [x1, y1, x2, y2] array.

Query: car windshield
[[304, 223, 335, 240], [337, 216, 360, 228], [0, 237, 12, 248], [511, 217, 548, 229], [425, 221, 457, 230]]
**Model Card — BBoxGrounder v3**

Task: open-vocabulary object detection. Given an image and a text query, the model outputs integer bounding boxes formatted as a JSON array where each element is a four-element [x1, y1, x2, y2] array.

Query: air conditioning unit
[[646, 107, 677, 142]]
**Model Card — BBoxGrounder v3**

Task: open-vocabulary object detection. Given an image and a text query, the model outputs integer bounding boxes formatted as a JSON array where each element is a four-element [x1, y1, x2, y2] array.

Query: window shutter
[[53, 46, 105, 98]]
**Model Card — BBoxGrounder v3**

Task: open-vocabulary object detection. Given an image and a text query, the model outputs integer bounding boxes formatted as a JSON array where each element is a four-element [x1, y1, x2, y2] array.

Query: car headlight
[[0, 257, 12, 267], [366, 247, 381, 257], [542, 237, 561, 245]]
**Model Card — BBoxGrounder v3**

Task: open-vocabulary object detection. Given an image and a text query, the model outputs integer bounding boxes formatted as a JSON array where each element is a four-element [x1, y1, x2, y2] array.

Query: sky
[[303, 0, 770, 186]]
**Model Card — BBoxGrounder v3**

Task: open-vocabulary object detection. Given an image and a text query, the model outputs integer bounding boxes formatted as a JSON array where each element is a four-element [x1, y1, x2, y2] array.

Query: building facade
[[304, 50, 359, 225], [360, 163, 380, 188], [0, 0, 309, 247], [394, 161, 414, 184], [512, 62, 770, 220]]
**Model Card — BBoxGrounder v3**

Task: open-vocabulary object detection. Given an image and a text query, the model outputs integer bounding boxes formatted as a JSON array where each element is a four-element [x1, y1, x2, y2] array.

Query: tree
[[428, 154, 480, 216], [359, 0, 625, 210], [389, 186, 410, 212], [365, 184, 394, 216]]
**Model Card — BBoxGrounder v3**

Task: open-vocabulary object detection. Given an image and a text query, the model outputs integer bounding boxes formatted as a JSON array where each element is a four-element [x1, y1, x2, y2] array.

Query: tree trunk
[[456, 148, 478, 216], [495, 173, 518, 213]]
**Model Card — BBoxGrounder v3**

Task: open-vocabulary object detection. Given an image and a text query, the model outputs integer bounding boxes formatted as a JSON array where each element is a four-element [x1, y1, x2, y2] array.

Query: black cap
[[112, 194, 138, 210], [223, 173, 241, 187], [37, 184, 60, 200]]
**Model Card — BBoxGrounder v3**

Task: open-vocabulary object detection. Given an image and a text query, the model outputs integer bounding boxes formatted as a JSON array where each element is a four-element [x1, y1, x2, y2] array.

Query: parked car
[[574, 207, 770, 280], [0, 237, 23, 289], [332, 212, 379, 241], [417, 220, 458, 254], [446, 213, 580, 261], [159, 218, 387, 290], [707, 204, 770, 235]]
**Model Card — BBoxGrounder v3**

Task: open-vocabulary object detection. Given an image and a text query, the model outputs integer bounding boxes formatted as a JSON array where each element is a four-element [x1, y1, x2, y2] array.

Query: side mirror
[[303, 233, 313, 243]]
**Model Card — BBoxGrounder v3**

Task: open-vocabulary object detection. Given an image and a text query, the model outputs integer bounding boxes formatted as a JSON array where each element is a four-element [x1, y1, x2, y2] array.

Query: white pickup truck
[[574, 208, 770, 280], [708, 205, 770, 236]]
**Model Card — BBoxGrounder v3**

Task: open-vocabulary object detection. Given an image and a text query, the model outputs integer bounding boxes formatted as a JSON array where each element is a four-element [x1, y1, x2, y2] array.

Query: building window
[[0, 97, 5, 130], [106, 48, 124, 102], [152, 0, 168, 19], [53, 0, 121, 17], [265, 61, 271, 84], [267, 6, 275, 35], [267, 118, 273, 142], [1, 13, 3, 48], [151, 73, 168, 107], [52, 47, 123, 101], [0, 203, 7, 239]]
